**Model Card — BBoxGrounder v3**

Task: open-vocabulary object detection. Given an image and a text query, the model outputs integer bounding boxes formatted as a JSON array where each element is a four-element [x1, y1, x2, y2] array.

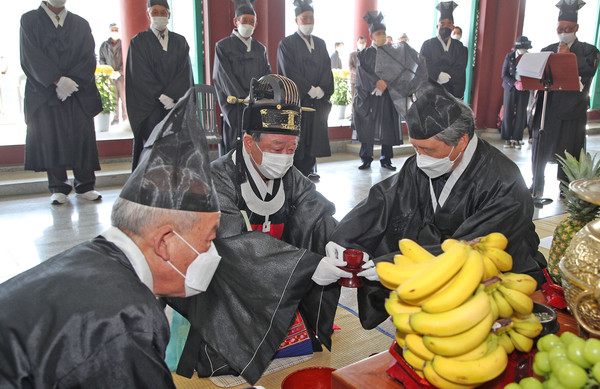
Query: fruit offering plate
[[386, 341, 534, 388]]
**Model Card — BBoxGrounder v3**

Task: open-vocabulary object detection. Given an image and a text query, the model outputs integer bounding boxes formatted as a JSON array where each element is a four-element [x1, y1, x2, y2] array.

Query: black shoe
[[307, 173, 320, 181], [358, 162, 371, 170], [381, 162, 396, 171], [110, 120, 119, 126], [503, 140, 513, 148]]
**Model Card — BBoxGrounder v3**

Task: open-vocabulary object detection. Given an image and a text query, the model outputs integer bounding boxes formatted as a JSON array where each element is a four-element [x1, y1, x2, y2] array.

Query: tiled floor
[[1, 128, 599, 284]]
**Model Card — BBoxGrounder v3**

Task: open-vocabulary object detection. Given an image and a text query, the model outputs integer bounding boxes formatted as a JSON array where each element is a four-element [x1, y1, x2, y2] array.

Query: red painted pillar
[[354, 0, 377, 48], [119, 0, 149, 62], [471, 0, 525, 129], [254, 0, 285, 74]]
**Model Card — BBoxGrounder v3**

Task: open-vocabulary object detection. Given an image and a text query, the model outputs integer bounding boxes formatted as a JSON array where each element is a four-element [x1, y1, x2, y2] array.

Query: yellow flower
[[95, 64, 114, 76]]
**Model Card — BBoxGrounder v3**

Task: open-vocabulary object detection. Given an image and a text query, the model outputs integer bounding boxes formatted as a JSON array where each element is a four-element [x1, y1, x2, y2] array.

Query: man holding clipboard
[[526, 0, 599, 200]]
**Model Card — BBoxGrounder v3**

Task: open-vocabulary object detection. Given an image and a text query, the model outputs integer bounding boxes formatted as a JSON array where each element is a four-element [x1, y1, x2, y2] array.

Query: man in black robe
[[353, 12, 402, 171], [99, 23, 127, 125], [213, 0, 272, 153], [20, 0, 103, 205], [420, 1, 468, 99], [167, 75, 371, 385], [277, 0, 334, 180], [328, 81, 547, 329], [126, 0, 194, 170], [530, 0, 599, 197], [0, 87, 221, 388]]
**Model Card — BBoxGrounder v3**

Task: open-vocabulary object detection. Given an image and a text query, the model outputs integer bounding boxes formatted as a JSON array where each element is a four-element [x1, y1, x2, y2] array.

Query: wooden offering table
[[331, 291, 579, 389]]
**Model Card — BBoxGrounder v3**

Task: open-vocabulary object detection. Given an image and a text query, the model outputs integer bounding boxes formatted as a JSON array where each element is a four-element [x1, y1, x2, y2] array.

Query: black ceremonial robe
[[330, 137, 547, 329], [530, 39, 600, 193], [353, 45, 402, 146], [0, 237, 174, 388], [277, 32, 334, 160], [420, 37, 468, 99], [213, 32, 272, 152], [20, 7, 102, 172], [125, 29, 194, 169], [167, 150, 340, 384]]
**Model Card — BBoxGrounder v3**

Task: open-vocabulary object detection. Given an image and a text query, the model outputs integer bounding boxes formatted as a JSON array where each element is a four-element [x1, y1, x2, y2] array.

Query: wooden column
[[354, 0, 377, 47], [119, 0, 149, 62]]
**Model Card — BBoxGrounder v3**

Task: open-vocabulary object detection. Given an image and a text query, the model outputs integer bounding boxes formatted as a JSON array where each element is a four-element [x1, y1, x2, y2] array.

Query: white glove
[[307, 86, 319, 99], [110, 71, 121, 80], [357, 260, 379, 281], [56, 76, 79, 99], [372, 88, 383, 97], [314, 86, 325, 99], [311, 256, 352, 286], [437, 72, 451, 84], [325, 241, 370, 262], [159, 94, 176, 110], [579, 76, 584, 92]]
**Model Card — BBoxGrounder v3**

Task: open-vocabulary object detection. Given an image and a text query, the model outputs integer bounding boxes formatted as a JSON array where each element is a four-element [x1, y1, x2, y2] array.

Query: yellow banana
[[377, 257, 440, 289], [499, 272, 537, 296], [441, 238, 460, 252], [393, 313, 417, 334], [512, 314, 543, 338], [393, 254, 417, 266], [481, 247, 513, 272], [476, 232, 508, 250], [449, 334, 492, 361], [397, 243, 469, 301], [421, 249, 484, 313], [498, 332, 515, 354], [497, 285, 533, 316], [423, 311, 493, 357], [481, 255, 500, 280], [431, 335, 508, 385], [507, 329, 534, 352], [398, 239, 435, 263], [492, 290, 513, 318], [403, 348, 426, 371], [385, 292, 422, 315], [396, 330, 408, 348], [489, 293, 499, 320], [405, 333, 435, 361], [423, 362, 477, 389], [409, 288, 491, 337]]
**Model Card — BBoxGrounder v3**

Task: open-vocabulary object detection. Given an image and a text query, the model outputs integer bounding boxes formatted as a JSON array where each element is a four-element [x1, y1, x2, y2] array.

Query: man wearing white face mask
[[213, 0, 272, 153], [0, 87, 221, 387], [126, 0, 194, 170], [277, 0, 334, 181], [329, 81, 547, 330], [168, 75, 352, 384], [99, 23, 127, 126], [349, 36, 367, 104], [530, 0, 599, 198]]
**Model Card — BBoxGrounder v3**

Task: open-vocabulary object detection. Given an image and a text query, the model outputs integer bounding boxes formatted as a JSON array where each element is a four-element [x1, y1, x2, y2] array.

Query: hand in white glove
[[325, 241, 370, 262], [159, 94, 176, 110], [110, 71, 121, 80], [307, 86, 319, 99], [311, 256, 352, 286], [314, 86, 325, 99], [437, 72, 451, 85], [578, 76, 584, 92], [372, 88, 383, 97], [56, 76, 79, 99], [357, 260, 379, 281]]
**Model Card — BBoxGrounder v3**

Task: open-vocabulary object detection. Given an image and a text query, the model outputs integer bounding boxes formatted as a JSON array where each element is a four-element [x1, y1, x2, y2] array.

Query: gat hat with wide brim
[[514, 36, 532, 49]]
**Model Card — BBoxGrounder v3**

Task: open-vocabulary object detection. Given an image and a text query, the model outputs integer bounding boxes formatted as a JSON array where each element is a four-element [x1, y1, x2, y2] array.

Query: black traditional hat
[[242, 74, 302, 136], [147, 0, 169, 10], [363, 11, 386, 34], [120, 87, 219, 212], [293, 0, 313, 16], [556, 0, 585, 22], [513, 36, 532, 49], [436, 1, 458, 22], [406, 81, 463, 140], [233, 0, 256, 18]]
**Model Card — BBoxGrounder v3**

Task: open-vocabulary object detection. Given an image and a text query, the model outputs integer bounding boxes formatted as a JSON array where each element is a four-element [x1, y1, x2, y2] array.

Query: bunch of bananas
[[377, 234, 542, 388]]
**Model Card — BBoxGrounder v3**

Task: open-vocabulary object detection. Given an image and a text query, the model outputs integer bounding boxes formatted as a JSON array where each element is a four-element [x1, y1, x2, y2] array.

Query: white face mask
[[252, 142, 294, 179], [373, 35, 387, 47], [516, 48, 528, 55], [151, 16, 169, 32], [452, 34, 462, 40], [357, 42, 366, 51], [110, 32, 120, 41], [416, 145, 462, 179], [298, 24, 314, 36], [558, 32, 576, 46], [169, 232, 221, 297], [48, 0, 66, 8], [237, 24, 255, 38]]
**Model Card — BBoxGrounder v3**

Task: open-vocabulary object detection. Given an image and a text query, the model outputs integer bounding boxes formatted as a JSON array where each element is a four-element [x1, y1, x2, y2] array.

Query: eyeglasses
[[557, 26, 576, 33]]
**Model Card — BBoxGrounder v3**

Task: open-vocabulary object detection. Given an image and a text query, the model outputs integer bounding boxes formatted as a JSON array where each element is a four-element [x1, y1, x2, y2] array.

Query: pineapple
[[547, 149, 600, 284]]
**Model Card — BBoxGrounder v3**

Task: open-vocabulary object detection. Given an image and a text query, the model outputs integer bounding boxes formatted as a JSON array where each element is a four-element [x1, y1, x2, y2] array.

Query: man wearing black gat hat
[[166, 75, 367, 384], [213, 0, 272, 153], [126, 0, 194, 170], [420, 1, 468, 99], [329, 81, 547, 329], [0, 86, 221, 387], [530, 0, 599, 197]]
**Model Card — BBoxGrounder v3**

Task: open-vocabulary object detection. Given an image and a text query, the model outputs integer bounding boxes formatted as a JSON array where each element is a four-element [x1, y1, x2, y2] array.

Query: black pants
[[47, 167, 96, 195], [359, 143, 393, 164], [132, 108, 167, 170], [293, 153, 317, 177], [501, 88, 530, 141]]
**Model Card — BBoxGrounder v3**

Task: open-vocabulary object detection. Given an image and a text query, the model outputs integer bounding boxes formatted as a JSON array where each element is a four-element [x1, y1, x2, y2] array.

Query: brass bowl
[[559, 257, 600, 336]]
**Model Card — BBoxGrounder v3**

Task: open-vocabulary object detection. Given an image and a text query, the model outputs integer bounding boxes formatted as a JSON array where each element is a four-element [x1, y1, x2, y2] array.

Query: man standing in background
[[330, 42, 344, 69], [349, 36, 366, 103], [99, 23, 127, 126]]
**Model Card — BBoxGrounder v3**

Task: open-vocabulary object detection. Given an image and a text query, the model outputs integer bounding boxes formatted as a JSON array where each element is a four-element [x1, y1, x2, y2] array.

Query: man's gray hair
[[111, 197, 199, 236], [433, 100, 475, 146]]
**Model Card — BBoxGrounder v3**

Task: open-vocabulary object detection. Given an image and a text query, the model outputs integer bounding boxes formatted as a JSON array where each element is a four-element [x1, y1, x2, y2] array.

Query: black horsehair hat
[[293, 0, 313, 16], [363, 11, 386, 34], [233, 0, 256, 18], [147, 0, 169, 9], [556, 0, 585, 23], [514, 36, 532, 49], [436, 1, 458, 22]]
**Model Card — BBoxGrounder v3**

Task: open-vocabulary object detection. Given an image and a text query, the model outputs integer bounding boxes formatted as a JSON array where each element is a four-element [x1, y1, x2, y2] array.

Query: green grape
[[583, 338, 600, 365], [505, 383, 522, 389], [533, 362, 546, 377], [555, 362, 587, 389], [592, 361, 600, 383], [519, 377, 543, 389], [538, 334, 563, 352], [566, 339, 591, 369], [543, 374, 567, 389], [560, 332, 579, 346], [549, 356, 569, 373], [534, 351, 551, 374]]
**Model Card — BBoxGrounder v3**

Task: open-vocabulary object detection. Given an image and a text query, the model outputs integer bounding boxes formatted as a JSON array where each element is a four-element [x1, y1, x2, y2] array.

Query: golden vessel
[[559, 177, 600, 336]]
